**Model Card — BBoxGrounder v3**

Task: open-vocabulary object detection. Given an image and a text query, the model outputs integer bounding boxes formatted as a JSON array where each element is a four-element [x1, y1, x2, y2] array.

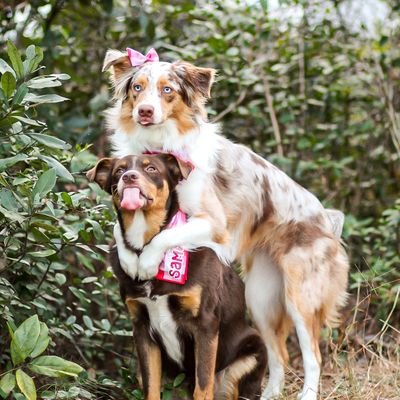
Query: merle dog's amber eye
[[145, 165, 157, 173]]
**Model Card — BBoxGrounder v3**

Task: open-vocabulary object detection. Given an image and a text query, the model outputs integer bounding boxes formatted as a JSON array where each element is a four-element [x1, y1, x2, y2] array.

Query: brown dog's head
[[87, 154, 191, 213], [103, 49, 216, 132]]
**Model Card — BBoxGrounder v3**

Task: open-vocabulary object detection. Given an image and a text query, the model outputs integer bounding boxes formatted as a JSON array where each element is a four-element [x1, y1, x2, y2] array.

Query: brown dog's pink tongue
[[120, 187, 145, 210]]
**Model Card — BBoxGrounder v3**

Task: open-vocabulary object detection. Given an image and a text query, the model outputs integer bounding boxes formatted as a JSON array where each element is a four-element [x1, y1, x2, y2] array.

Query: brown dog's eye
[[115, 167, 126, 175], [145, 165, 157, 173]]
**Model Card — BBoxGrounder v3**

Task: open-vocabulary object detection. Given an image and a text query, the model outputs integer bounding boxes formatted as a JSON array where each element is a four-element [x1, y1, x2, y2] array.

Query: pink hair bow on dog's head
[[126, 48, 159, 67]]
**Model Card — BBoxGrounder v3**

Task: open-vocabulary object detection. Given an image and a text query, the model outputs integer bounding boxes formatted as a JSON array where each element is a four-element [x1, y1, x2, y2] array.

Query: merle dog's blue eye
[[163, 86, 172, 94], [134, 84, 142, 92]]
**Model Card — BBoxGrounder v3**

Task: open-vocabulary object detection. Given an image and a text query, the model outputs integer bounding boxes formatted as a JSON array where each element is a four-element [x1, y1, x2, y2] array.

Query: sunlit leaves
[[16, 370, 36, 400], [28, 356, 83, 378]]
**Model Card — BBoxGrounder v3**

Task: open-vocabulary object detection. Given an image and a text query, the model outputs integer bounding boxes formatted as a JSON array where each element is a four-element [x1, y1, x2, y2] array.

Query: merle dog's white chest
[[137, 295, 183, 367]]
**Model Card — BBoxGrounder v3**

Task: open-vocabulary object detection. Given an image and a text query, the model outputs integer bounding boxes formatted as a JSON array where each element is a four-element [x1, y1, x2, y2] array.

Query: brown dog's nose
[[138, 105, 154, 118], [122, 171, 139, 183]]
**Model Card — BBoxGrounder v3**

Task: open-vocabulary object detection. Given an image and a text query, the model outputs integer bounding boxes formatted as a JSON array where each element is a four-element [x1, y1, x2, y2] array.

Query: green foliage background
[[0, 0, 399, 398]]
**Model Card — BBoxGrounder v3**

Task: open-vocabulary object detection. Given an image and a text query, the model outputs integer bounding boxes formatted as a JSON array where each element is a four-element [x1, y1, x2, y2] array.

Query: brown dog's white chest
[[137, 295, 183, 367]]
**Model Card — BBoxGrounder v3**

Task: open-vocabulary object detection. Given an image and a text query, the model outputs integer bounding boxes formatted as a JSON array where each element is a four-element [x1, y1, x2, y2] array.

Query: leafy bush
[[0, 315, 83, 400], [0, 42, 135, 398]]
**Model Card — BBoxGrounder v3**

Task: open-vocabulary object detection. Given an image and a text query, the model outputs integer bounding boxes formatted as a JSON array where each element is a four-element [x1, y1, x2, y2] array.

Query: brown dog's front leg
[[134, 325, 162, 400], [193, 331, 219, 400]]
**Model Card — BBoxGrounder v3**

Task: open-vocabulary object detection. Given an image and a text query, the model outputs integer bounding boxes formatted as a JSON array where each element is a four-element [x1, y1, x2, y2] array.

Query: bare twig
[[260, 73, 284, 156], [375, 61, 400, 156], [212, 89, 247, 123], [298, 23, 306, 133]]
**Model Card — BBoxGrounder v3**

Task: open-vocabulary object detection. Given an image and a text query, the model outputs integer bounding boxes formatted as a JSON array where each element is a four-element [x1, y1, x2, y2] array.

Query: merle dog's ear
[[161, 154, 193, 184], [86, 158, 114, 193], [103, 49, 132, 83], [173, 61, 216, 104]]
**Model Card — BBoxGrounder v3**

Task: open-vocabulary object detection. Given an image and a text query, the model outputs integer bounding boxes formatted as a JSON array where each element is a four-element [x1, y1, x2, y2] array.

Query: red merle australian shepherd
[[88, 154, 267, 399], [97, 48, 349, 400]]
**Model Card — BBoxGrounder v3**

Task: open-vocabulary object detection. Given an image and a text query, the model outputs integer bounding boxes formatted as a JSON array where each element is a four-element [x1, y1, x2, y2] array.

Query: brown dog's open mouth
[[120, 187, 152, 210]]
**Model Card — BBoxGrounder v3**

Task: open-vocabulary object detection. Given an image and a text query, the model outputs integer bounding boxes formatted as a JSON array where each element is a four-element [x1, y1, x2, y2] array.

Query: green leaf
[[26, 77, 62, 89], [0, 372, 16, 397], [162, 390, 173, 400], [7, 321, 16, 339], [28, 249, 57, 258], [173, 373, 185, 387], [32, 168, 57, 201], [0, 204, 25, 223], [28, 133, 71, 150], [50, 73, 70, 80], [11, 315, 41, 365], [25, 46, 43, 74], [39, 155, 74, 182], [11, 340, 25, 366], [26, 45, 36, 60], [83, 316, 93, 330], [0, 58, 15, 76], [0, 154, 28, 171], [28, 356, 83, 378], [0, 87, 7, 103], [14, 116, 45, 127], [7, 41, 24, 79], [60, 192, 73, 206], [16, 369, 36, 400], [1, 71, 16, 97], [55, 273, 67, 286], [24, 93, 69, 104], [12, 83, 28, 105], [30, 323, 50, 358]]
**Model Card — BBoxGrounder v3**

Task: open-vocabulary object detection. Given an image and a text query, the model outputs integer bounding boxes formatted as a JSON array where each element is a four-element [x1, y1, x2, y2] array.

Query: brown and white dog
[[88, 154, 267, 400], [101, 49, 349, 400]]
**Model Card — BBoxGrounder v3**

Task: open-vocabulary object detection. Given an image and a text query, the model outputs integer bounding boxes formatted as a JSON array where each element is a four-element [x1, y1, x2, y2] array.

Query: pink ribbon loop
[[126, 48, 159, 67]]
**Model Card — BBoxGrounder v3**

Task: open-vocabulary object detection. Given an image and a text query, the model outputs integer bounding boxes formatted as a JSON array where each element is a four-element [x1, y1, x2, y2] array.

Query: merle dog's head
[[103, 49, 216, 132]]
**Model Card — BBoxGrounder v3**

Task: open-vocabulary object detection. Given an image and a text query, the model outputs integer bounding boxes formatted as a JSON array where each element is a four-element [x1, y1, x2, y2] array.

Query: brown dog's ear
[[175, 157, 192, 180], [103, 49, 132, 82], [161, 154, 193, 183], [86, 158, 114, 193], [173, 61, 216, 103]]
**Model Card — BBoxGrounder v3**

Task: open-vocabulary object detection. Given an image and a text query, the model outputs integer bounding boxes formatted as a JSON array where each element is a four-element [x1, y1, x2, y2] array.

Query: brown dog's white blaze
[[103, 51, 216, 135]]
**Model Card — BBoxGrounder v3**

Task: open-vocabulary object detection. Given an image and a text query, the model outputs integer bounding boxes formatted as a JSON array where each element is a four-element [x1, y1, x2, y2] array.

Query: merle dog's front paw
[[137, 244, 164, 280]]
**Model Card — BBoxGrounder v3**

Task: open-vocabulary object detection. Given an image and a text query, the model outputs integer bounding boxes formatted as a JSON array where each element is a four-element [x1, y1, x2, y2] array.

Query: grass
[[279, 280, 400, 400]]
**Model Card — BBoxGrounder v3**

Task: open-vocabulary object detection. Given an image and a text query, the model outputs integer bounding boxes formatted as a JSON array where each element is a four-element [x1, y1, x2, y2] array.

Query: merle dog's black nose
[[122, 171, 139, 183]]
